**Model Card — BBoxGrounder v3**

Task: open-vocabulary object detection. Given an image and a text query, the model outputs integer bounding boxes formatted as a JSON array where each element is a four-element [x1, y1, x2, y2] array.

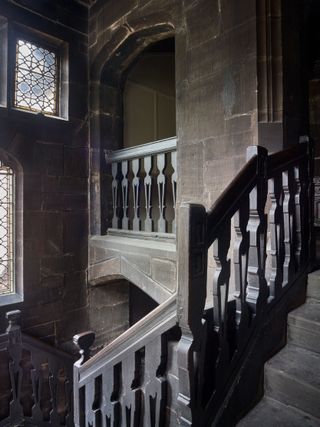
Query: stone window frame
[[0, 150, 23, 307], [0, 17, 69, 120], [0, 16, 8, 109]]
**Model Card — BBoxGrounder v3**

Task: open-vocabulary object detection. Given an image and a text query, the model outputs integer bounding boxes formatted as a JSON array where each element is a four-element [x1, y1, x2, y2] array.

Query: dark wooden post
[[73, 331, 95, 427], [177, 203, 207, 425], [245, 146, 269, 313]]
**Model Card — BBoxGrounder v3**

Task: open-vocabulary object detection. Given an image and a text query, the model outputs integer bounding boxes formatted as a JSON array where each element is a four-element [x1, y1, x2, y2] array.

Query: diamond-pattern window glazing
[[0, 161, 14, 296], [14, 39, 58, 115]]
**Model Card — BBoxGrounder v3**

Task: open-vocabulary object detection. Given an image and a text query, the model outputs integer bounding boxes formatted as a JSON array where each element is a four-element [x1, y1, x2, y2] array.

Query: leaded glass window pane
[[14, 39, 58, 115], [0, 162, 14, 296]]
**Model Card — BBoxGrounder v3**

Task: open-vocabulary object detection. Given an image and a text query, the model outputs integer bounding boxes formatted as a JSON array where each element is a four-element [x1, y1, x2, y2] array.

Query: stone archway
[[89, 16, 175, 234]]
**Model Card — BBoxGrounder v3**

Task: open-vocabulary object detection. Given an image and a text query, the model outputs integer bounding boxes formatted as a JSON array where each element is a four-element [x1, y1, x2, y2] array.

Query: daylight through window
[[14, 39, 58, 115], [0, 161, 14, 296]]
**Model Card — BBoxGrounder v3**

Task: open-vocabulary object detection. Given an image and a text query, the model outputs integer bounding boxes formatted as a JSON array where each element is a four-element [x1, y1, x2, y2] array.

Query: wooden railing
[[73, 295, 178, 427], [177, 139, 313, 425], [0, 310, 74, 426], [105, 137, 177, 234]]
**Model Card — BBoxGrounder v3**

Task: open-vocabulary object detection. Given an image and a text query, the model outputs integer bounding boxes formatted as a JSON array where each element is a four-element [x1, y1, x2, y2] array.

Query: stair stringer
[[207, 271, 308, 427]]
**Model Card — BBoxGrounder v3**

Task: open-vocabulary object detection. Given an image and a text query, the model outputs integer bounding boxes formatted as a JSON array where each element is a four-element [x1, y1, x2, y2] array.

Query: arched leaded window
[[0, 152, 22, 306], [0, 160, 15, 296]]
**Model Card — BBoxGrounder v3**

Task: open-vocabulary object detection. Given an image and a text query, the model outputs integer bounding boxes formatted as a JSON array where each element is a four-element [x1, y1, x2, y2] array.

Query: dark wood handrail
[[73, 294, 178, 426], [267, 143, 308, 175], [207, 156, 257, 246], [206, 143, 309, 247], [76, 294, 177, 381], [177, 140, 313, 426]]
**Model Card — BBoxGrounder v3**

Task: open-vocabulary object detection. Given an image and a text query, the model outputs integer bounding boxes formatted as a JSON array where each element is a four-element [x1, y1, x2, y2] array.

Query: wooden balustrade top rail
[[75, 294, 177, 383], [105, 136, 177, 163], [207, 142, 309, 246]]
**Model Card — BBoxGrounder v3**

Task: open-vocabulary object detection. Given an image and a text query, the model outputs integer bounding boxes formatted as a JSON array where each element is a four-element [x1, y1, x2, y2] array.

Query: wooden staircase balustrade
[[0, 310, 75, 426], [105, 137, 177, 234], [73, 295, 178, 427], [177, 139, 314, 425], [74, 139, 313, 426]]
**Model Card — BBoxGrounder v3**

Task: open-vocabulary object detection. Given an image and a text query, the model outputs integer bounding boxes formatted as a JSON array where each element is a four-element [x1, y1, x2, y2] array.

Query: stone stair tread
[[266, 344, 320, 390], [288, 299, 320, 327], [307, 272, 320, 300], [238, 397, 320, 426]]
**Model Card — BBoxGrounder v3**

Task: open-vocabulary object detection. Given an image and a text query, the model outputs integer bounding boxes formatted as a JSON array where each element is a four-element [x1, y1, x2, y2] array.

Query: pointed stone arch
[[89, 14, 175, 234]]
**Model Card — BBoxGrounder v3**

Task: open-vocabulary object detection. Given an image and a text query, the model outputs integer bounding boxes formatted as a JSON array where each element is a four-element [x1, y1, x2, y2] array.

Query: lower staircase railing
[[177, 138, 314, 425], [0, 310, 74, 426], [73, 295, 177, 427]]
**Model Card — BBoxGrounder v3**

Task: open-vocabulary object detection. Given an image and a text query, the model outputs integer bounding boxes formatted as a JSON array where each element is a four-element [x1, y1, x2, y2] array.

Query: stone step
[[237, 397, 320, 426], [288, 298, 320, 354], [265, 344, 320, 418], [307, 271, 320, 300]]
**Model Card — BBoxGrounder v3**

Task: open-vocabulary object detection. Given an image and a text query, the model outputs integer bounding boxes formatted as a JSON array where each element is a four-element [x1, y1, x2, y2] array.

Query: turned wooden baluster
[[282, 169, 295, 287], [212, 221, 233, 389], [6, 310, 24, 425], [102, 366, 120, 427], [121, 355, 141, 426], [121, 160, 129, 230], [294, 165, 302, 267], [171, 151, 177, 234], [132, 158, 141, 231], [245, 146, 268, 313], [233, 199, 249, 328], [144, 336, 166, 427], [212, 221, 231, 331], [144, 156, 153, 232], [83, 379, 96, 426], [49, 366, 60, 425], [30, 367, 43, 422], [268, 174, 284, 299], [157, 153, 166, 233], [111, 162, 119, 229]]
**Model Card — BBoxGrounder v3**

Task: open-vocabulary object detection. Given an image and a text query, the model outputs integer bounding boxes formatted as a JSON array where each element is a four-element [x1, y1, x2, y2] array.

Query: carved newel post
[[73, 331, 95, 427], [73, 331, 95, 367], [6, 310, 22, 346], [177, 203, 208, 425]]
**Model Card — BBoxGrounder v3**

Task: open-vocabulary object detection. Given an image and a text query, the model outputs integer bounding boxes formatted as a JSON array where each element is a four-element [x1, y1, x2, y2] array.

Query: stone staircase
[[238, 271, 320, 426]]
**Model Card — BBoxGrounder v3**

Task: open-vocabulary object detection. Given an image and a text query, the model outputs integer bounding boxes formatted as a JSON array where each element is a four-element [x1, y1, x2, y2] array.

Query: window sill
[[0, 292, 23, 307], [0, 105, 71, 131], [0, 105, 68, 121], [12, 107, 68, 121]]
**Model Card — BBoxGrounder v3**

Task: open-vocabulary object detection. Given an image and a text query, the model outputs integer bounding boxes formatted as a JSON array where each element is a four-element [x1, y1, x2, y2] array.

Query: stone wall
[[89, 0, 259, 221], [0, 0, 310, 351], [0, 0, 90, 348]]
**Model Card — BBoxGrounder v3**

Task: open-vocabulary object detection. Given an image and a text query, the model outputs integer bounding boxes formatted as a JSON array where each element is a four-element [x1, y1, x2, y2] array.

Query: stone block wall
[[0, 0, 90, 348], [0, 0, 310, 352], [88, 0, 259, 230]]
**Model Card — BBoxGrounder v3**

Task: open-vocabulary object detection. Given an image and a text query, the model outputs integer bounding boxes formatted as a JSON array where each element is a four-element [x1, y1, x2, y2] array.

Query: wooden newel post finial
[[73, 331, 95, 366], [6, 310, 22, 346], [6, 310, 21, 332]]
